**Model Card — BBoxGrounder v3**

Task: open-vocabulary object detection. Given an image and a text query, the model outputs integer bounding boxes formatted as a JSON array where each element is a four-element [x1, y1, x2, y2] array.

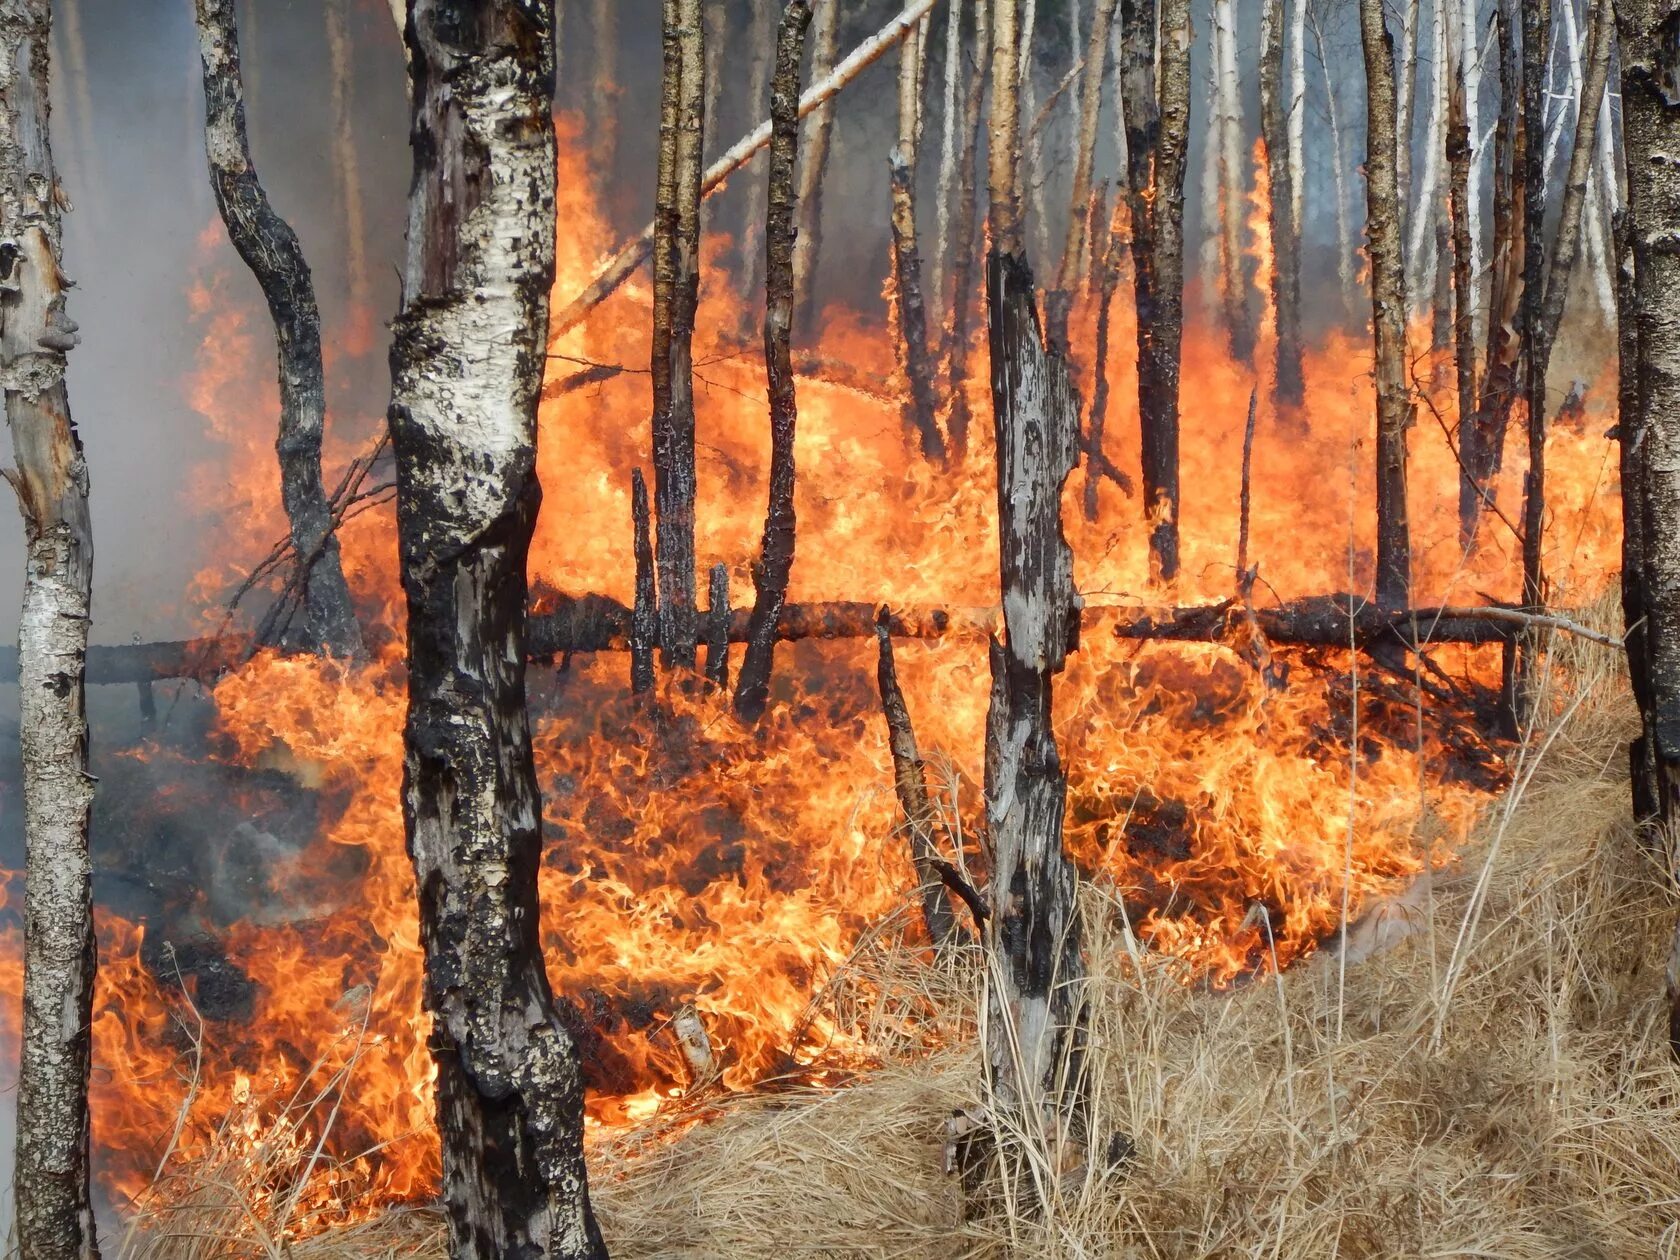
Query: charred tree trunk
[[703, 562, 730, 689], [1514, 0, 1552, 620], [631, 469, 656, 695], [196, 0, 361, 658], [874, 614, 961, 950], [1261, 0, 1304, 406], [1084, 180, 1127, 522], [792, 0, 840, 330], [982, 0, 1086, 1127], [388, 4, 604, 1256], [2, 6, 98, 1257], [1122, 0, 1192, 583], [737, 0, 811, 722], [653, 0, 705, 670], [1047, 0, 1119, 355], [889, 17, 947, 464], [943, 0, 990, 461], [1360, 0, 1414, 609]]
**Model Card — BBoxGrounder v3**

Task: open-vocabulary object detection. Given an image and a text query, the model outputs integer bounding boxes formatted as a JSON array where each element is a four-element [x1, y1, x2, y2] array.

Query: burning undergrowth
[[0, 121, 1625, 1238]]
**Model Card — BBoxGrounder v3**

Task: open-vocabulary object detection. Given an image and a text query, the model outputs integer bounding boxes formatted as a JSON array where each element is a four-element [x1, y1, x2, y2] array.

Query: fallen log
[[26, 596, 1615, 687]]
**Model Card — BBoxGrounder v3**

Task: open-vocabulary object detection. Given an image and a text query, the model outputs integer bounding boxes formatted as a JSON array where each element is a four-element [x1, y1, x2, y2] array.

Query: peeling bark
[[195, 0, 361, 657], [736, 0, 811, 723], [1360, 0, 1414, 608], [1, 5, 98, 1256], [388, 4, 604, 1255], [652, 0, 706, 670]]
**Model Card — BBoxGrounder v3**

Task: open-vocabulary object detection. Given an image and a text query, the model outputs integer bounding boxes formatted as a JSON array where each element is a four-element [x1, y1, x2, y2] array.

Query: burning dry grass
[[120, 607, 1680, 1258]]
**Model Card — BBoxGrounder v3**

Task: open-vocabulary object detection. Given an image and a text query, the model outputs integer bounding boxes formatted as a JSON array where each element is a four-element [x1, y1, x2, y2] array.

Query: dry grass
[[124, 611, 1680, 1258]]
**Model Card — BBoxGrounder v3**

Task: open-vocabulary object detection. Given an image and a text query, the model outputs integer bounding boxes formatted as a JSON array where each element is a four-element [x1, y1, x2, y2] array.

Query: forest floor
[[130, 597, 1680, 1259]]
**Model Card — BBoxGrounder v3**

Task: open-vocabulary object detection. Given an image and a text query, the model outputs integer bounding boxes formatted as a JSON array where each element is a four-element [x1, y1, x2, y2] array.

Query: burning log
[[792, 0, 840, 329], [981, 0, 1086, 1123], [704, 564, 731, 690], [737, 0, 812, 723], [874, 612, 963, 952], [388, 3, 605, 1255], [1121, 0, 1193, 581], [652, 0, 706, 670], [195, 0, 362, 659], [1046, 0, 1118, 356], [1359, 0, 1414, 609], [631, 470, 656, 696], [552, 0, 943, 340], [0, 5, 99, 1255], [889, 16, 947, 465], [1259, 0, 1303, 406]]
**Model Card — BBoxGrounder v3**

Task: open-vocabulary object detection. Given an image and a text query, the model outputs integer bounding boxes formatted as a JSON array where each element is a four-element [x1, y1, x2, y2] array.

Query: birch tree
[[1, 2, 98, 1256], [388, 3, 604, 1255]]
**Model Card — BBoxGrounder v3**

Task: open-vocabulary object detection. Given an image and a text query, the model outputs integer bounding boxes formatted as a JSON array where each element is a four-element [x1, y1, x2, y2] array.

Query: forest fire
[[0, 112, 1618, 1233]]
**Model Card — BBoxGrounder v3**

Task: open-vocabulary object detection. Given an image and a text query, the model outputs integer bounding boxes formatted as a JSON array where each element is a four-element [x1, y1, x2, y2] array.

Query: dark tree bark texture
[[388, 4, 605, 1256], [632, 467, 656, 695]]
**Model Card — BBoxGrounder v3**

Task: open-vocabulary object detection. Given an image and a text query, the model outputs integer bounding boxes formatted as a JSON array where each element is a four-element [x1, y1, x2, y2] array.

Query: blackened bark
[[874, 613, 962, 951], [653, 0, 705, 669], [632, 468, 656, 695], [388, 4, 604, 1256], [1616, 207, 1658, 823], [1260, 0, 1304, 406], [195, 0, 361, 658], [703, 562, 730, 689], [736, 0, 811, 723], [1123, 0, 1192, 583], [2, 5, 98, 1257], [983, 249, 1086, 1119], [942, 0, 989, 461], [1515, 0, 1552, 612], [889, 19, 947, 465], [1360, 0, 1414, 608]]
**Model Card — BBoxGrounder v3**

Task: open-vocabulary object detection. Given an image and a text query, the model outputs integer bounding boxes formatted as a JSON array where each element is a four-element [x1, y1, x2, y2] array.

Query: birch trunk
[[737, 0, 811, 722], [653, 0, 706, 670], [1406, 0, 1447, 317], [389, 4, 604, 1255], [1396, 0, 1420, 288], [944, 0, 989, 461], [1447, 1, 1478, 488], [890, 16, 947, 463], [2, 5, 98, 1255], [933, 0, 967, 321], [1309, 2, 1357, 317], [1287, 0, 1305, 239], [1361, 0, 1414, 608], [1460, 0, 1483, 342], [1261, 0, 1304, 405], [324, 0, 370, 341], [739, 0, 776, 305], [792, 0, 841, 330], [1213, 0, 1249, 358], [591, 0, 619, 184], [196, 0, 362, 658], [1047, 0, 1119, 354]]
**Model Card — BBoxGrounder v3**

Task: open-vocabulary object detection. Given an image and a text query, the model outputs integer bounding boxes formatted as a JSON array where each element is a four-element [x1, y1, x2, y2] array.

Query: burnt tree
[[737, 0, 812, 721], [195, 0, 361, 657], [2, 5, 98, 1257], [1121, 0, 1192, 582], [653, 0, 706, 669], [983, 0, 1087, 1128], [388, 3, 605, 1256], [1360, 0, 1413, 608]]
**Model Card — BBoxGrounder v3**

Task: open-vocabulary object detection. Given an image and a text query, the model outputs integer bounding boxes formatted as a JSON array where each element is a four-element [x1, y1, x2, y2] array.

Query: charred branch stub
[[388, 3, 604, 1257], [194, 0, 361, 659], [1, 3, 99, 1256], [737, 0, 811, 722], [874, 612, 963, 951], [984, 246, 1088, 1124], [1359, 0, 1414, 609], [631, 468, 656, 696], [1122, 0, 1193, 582]]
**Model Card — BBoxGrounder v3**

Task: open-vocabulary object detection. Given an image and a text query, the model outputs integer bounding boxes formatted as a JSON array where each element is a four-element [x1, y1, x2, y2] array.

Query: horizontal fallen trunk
[[52, 596, 1615, 686]]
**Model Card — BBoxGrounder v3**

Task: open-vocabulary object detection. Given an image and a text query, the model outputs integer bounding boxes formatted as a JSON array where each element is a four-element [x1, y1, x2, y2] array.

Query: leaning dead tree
[[1618, 0, 1680, 1049], [736, 0, 812, 721], [652, 0, 706, 670], [1121, 0, 1193, 582], [195, 0, 361, 657], [1360, 0, 1413, 609], [388, 3, 604, 1256], [2, 6, 98, 1257], [1260, 0, 1304, 405], [983, 0, 1087, 1136]]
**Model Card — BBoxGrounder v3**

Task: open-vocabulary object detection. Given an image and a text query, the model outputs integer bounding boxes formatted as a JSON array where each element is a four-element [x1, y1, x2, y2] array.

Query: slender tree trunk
[[1460, 0, 1484, 340], [737, 0, 811, 722], [944, 0, 990, 462], [653, 0, 706, 670], [389, 4, 605, 1256], [591, 0, 619, 186], [740, 0, 777, 306], [793, 0, 841, 329], [196, 0, 362, 658], [631, 468, 656, 695], [1309, 2, 1357, 318], [1447, 0, 1478, 491], [983, 0, 1086, 1121], [1396, 0, 1420, 291], [933, 0, 967, 324], [325, 0, 371, 340], [1261, 0, 1304, 405], [2, 6, 97, 1256], [1212, 0, 1249, 359], [1124, 0, 1192, 583], [1286, 0, 1305, 242], [1361, 0, 1414, 608], [1048, 0, 1119, 354], [1407, 0, 1447, 316], [890, 16, 947, 464], [703, 562, 730, 689]]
